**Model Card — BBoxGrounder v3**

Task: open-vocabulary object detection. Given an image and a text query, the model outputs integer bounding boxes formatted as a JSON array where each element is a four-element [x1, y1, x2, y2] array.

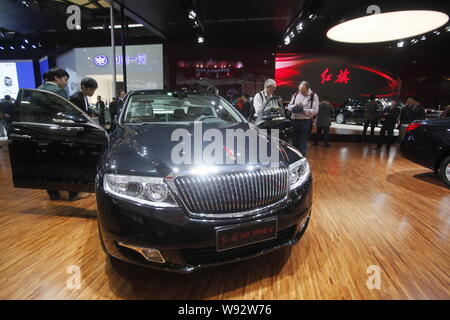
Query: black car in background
[[401, 119, 450, 187], [7, 89, 312, 272], [334, 98, 388, 125]]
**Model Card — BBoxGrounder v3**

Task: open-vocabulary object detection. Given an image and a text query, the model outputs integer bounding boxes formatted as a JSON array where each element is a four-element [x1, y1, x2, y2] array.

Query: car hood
[[102, 122, 303, 177]]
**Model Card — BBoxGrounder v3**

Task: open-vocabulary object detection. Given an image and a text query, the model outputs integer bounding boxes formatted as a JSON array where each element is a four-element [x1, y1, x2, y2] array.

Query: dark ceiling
[[0, 0, 449, 59]]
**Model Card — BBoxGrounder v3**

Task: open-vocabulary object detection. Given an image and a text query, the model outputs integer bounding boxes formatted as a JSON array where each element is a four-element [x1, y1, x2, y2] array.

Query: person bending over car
[[37, 68, 82, 202]]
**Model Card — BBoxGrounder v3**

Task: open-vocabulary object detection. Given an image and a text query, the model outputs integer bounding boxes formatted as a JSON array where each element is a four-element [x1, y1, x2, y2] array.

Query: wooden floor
[[0, 142, 448, 300]]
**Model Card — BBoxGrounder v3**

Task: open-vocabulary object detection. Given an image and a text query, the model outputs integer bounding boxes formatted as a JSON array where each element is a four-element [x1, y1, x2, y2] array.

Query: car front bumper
[[96, 176, 313, 273]]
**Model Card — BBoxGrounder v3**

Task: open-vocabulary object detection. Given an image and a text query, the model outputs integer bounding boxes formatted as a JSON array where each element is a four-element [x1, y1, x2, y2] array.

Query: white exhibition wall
[[56, 44, 163, 105]]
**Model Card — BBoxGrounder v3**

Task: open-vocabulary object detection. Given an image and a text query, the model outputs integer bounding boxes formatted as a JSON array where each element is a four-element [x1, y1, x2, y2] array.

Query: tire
[[438, 156, 450, 187], [336, 113, 345, 124]]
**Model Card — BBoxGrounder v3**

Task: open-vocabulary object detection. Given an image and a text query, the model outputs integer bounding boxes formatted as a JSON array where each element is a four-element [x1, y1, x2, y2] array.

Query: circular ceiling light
[[327, 10, 449, 43]]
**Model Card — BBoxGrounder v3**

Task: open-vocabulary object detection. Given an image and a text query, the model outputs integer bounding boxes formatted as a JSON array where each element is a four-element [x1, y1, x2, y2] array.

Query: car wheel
[[336, 113, 345, 124], [438, 156, 450, 187]]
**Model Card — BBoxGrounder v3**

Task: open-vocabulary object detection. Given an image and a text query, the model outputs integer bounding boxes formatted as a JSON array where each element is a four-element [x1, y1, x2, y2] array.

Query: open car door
[[8, 89, 107, 193]]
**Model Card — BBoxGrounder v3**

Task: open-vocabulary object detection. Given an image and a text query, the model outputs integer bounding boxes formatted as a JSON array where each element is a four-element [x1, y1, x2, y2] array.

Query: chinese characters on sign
[[320, 67, 351, 84], [115, 53, 147, 65]]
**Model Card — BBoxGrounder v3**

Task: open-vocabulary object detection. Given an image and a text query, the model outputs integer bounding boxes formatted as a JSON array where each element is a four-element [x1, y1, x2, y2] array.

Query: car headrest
[[173, 108, 186, 118], [187, 107, 203, 115]]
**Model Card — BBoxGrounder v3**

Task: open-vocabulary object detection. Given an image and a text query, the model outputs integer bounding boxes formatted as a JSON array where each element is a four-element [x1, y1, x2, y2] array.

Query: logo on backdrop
[[93, 55, 109, 67]]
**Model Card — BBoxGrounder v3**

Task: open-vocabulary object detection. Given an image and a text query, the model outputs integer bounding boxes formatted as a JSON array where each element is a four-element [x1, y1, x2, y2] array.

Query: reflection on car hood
[[102, 122, 302, 177]]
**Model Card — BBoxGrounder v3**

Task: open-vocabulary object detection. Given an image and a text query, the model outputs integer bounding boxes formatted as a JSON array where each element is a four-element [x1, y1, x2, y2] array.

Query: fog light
[[141, 248, 165, 263], [117, 242, 166, 264]]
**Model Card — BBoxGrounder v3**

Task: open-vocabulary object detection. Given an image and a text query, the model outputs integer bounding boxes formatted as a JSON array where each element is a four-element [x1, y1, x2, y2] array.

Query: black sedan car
[[8, 89, 312, 272], [334, 98, 388, 125], [401, 119, 450, 187]]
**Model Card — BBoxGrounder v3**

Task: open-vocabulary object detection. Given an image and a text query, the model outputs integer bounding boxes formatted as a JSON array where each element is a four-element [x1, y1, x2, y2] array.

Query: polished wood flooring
[[0, 142, 448, 300]]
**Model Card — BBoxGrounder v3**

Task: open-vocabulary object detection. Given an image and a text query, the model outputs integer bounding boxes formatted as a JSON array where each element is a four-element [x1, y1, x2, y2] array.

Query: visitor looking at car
[[398, 97, 416, 142], [287, 81, 319, 156], [37, 67, 77, 201], [253, 79, 277, 119], [361, 95, 379, 143], [314, 96, 334, 148], [375, 99, 401, 151], [70, 77, 98, 115], [37, 67, 69, 99]]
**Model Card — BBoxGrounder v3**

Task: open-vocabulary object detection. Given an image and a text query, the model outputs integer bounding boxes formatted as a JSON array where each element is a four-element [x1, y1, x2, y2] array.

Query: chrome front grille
[[173, 167, 289, 216]]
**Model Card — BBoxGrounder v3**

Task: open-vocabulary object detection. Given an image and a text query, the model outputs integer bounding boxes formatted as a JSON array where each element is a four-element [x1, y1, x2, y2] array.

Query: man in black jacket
[[362, 95, 379, 142], [66, 77, 97, 201], [398, 97, 415, 142], [375, 100, 401, 151], [96, 95, 106, 126], [70, 77, 98, 115], [412, 98, 426, 120]]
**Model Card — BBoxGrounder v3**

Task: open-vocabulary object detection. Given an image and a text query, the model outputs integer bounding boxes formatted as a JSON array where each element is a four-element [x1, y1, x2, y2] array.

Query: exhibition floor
[[0, 143, 448, 299]]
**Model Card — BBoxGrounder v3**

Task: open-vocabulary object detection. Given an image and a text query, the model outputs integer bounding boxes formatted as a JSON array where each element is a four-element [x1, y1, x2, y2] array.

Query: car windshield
[[123, 93, 243, 124]]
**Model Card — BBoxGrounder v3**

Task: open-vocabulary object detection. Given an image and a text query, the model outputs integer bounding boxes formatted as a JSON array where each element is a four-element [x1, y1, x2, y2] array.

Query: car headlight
[[289, 158, 310, 190], [103, 174, 178, 207]]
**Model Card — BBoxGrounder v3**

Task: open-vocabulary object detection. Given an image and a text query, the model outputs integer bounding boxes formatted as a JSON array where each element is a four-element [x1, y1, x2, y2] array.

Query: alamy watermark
[[66, 265, 81, 290], [366, 265, 381, 290], [170, 122, 280, 167]]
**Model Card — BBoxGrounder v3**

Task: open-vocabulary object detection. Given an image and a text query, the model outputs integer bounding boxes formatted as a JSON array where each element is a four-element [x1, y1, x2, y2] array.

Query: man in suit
[[109, 97, 117, 121], [37, 67, 69, 99], [314, 97, 334, 147], [70, 77, 98, 115], [109, 90, 126, 122], [375, 100, 401, 151], [96, 95, 106, 126], [362, 95, 379, 142], [117, 90, 126, 115]]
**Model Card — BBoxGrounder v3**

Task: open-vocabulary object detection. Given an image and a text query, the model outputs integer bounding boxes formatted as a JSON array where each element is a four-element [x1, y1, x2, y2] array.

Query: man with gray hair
[[252, 78, 277, 119], [287, 81, 319, 156]]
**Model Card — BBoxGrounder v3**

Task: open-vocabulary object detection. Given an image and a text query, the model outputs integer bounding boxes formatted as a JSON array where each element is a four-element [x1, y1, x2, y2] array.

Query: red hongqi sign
[[275, 53, 400, 101]]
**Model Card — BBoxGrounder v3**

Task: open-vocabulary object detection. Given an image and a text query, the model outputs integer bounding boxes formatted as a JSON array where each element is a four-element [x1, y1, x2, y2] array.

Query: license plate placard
[[216, 219, 278, 252]]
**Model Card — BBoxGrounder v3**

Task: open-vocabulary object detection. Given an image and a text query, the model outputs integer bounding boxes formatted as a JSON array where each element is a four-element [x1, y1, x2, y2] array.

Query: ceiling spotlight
[[24, 39, 29, 44], [284, 36, 291, 45], [397, 41, 404, 47], [20, 45, 25, 49], [197, 36, 204, 43], [290, 31, 295, 38], [10, 46, 15, 50], [446, 25, 450, 32], [0, 46, 4, 50], [189, 10, 197, 20], [411, 38, 418, 45], [433, 30, 441, 35], [308, 14, 316, 20], [32, 44, 36, 48], [327, 10, 449, 43], [421, 35, 427, 40], [296, 22, 303, 32], [21, 0, 31, 8]]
